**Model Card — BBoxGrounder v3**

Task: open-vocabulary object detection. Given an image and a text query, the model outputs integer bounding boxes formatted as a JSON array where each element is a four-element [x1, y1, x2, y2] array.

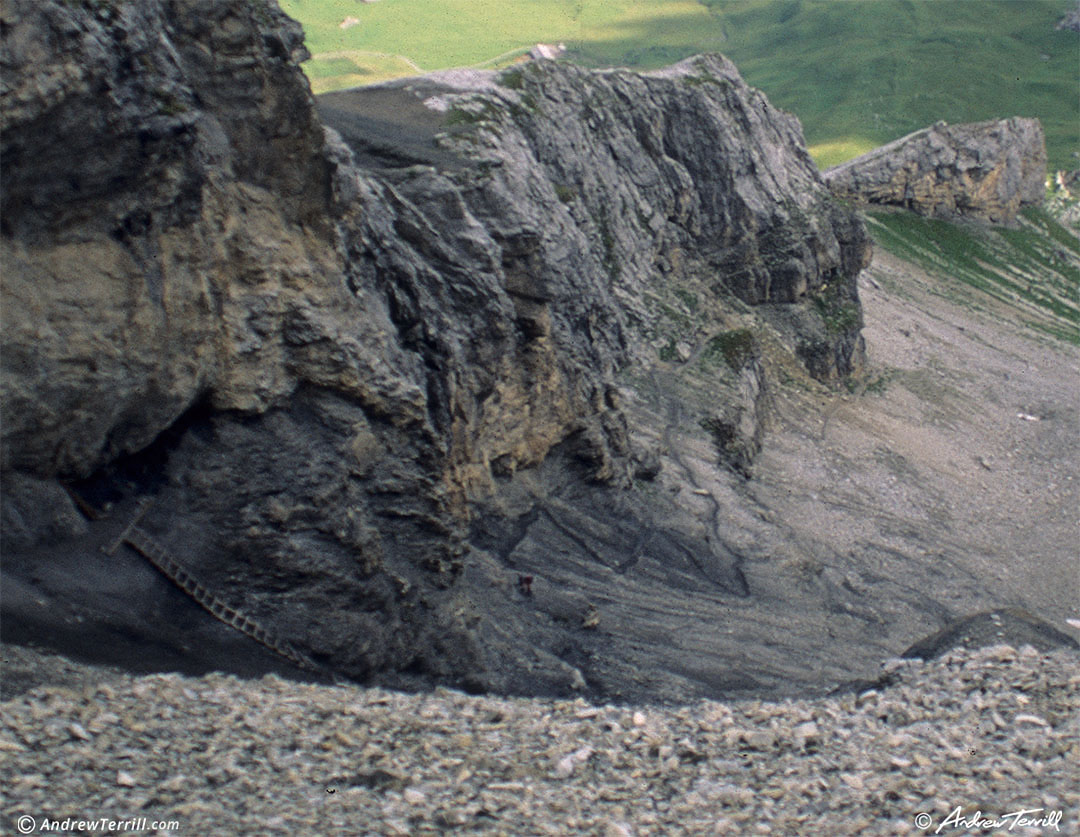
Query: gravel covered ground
[[2, 642, 1077, 836]]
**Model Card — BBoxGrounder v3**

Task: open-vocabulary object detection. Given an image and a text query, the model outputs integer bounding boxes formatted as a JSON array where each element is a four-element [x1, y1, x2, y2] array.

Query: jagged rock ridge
[[823, 118, 1047, 225], [2, 0, 871, 699]]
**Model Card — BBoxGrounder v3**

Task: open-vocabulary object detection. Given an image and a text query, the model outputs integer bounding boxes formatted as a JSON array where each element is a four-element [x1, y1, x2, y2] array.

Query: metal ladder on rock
[[105, 499, 339, 682]]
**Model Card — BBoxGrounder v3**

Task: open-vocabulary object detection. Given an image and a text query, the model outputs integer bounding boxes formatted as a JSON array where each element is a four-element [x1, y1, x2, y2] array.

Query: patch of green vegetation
[[304, 56, 369, 80], [863, 371, 893, 396], [673, 288, 699, 313], [844, 370, 892, 395], [1026, 318, 1080, 343], [512, 92, 541, 115], [810, 285, 861, 335], [691, 0, 1079, 171], [699, 415, 732, 440], [1016, 205, 1080, 257], [657, 338, 679, 362], [867, 208, 1080, 344], [698, 414, 753, 475], [683, 73, 730, 90], [445, 101, 503, 128], [499, 67, 526, 89], [595, 203, 621, 282], [280, 0, 689, 85], [703, 328, 756, 371], [808, 138, 878, 170], [303, 52, 422, 92], [656, 302, 690, 330], [554, 183, 577, 204]]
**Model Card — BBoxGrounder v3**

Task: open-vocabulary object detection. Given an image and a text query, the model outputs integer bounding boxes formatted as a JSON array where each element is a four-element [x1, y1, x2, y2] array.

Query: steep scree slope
[[4, 0, 882, 700]]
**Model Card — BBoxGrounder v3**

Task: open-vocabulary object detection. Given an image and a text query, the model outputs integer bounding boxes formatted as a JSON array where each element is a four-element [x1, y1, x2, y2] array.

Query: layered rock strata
[[1, 0, 871, 699], [823, 118, 1047, 225]]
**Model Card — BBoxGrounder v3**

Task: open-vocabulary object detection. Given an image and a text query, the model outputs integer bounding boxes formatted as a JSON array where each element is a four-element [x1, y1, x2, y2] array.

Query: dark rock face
[[0, 0, 325, 243], [823, 118, 1047, 225], [696, 331, 769, 477], [1, 0, 872, 700], [0, 0, 332, 477]]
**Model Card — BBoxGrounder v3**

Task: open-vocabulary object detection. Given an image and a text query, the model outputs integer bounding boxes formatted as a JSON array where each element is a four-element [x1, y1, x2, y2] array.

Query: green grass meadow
[[694, 0, 1080, 172], [867, 206, 1080, 343], [280, 0, 1078, 170], [280, 1, 713, 88]]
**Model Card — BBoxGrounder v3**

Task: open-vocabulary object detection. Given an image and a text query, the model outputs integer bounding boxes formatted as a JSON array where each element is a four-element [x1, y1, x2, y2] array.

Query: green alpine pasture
[[279, 0, 712, 90], [280, 0, 1078, 171], [867, 206, 1080, 344], [692, 0, 1079, 172]]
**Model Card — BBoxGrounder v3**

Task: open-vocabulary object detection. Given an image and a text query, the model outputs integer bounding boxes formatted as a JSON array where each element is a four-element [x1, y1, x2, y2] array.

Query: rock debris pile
[[2, 643, 1076, 835]]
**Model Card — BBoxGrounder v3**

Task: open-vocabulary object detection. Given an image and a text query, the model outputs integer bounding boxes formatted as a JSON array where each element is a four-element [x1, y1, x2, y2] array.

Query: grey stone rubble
[[2, 643, 1077, 835], [1057, 2, 1080, 32]]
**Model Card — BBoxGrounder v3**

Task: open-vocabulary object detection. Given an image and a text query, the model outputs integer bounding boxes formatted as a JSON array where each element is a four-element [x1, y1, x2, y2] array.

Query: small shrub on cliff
[[446, 101, 502, 127], [673, 288, 700, 313], [704, 328, 757, 371], [499, 68, 526, 90], [554, 184, 576, 204], [658, 339, 679, 362], [811, 288, 861, 336]]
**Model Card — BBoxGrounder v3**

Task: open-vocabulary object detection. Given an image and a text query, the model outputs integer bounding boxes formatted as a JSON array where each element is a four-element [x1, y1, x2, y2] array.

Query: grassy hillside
[[279, 1, 711, 90], [281, 0, 1078, 171], [689, 0, 1079, 172], [867, 206, 1080, 344]]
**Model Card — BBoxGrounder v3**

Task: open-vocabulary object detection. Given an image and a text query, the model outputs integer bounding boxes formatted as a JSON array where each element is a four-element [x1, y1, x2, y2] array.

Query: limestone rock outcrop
[[1, 0, 871, 699], [823, 118, 1047, 225], [1, 0, 333, 476], [1057, 2, 1080, 32]]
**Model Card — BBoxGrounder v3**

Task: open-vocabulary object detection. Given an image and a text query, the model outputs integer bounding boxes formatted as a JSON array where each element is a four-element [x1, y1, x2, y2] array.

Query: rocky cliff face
[[1, 0, 872, 699], [823, 118, 1046, 225], [1, 0, 333, 474]]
